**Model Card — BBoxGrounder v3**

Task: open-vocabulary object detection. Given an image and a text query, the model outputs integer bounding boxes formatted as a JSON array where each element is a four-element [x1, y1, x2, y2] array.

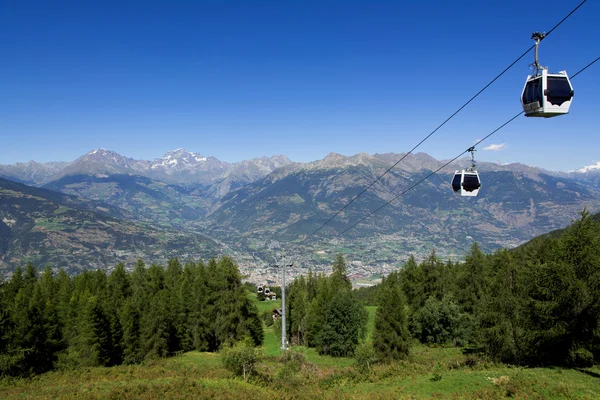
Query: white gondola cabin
[[452, 170, 481, 197], [521, 32, 573, 118], [257, 285, 264, 294], [452, 147, 481, 197], [521, 69, 573, 117]]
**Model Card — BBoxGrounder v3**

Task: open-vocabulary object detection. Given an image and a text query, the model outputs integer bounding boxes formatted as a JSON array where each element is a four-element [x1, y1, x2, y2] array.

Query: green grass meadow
[[2, 293, 600, 399]]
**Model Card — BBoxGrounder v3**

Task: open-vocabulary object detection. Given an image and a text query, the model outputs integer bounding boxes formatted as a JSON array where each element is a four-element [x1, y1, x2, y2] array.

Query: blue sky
[[1, 0, 598, 171]]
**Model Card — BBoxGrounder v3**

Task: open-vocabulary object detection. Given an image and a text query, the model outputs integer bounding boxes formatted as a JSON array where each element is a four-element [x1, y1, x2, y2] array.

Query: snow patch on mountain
[[573, 161, 600, 173]]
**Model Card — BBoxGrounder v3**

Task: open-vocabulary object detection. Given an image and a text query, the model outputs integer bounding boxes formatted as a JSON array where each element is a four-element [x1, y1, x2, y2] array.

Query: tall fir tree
[[372, 272, 410, 360]]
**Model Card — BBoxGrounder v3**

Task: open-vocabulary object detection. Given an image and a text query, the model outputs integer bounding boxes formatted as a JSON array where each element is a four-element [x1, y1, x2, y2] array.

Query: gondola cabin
[[257, 285, 264, 294], [264, 288, 270, 296], [452, 170, 481, 197], [521, 69, 573, 117]]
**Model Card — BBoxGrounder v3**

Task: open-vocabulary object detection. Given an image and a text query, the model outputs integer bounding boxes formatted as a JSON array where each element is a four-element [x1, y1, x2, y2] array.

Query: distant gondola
[[452, 147, 481, 197], [452, 170, 481, 197], [257, 285, 264, 294], [521, 32, 573, 118]]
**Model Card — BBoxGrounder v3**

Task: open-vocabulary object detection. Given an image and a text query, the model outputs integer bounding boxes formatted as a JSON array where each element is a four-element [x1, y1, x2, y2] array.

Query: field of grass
[[2, 292, 600, 399], [3, 345, 600, 399], [365, 305, 376, 340]]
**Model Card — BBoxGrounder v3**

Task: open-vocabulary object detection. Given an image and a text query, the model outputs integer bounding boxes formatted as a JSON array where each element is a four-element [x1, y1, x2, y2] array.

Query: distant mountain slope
[[205, 154, 600, 263], [515, 210, 600, 247], [0, 178, 220, 275], [43, 174, 213, 227], [0, 161, 69, 186]]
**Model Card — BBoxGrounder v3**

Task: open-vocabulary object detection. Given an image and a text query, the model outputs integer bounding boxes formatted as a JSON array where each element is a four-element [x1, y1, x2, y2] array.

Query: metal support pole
[[531, 32, 546, 76], [271, 254, 291, 350], [281, 261, 286, 350]]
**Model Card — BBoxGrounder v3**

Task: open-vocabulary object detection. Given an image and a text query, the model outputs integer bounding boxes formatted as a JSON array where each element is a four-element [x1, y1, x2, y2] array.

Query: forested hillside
[[285, 210, 600, 367], [0, 257, 261, 377]]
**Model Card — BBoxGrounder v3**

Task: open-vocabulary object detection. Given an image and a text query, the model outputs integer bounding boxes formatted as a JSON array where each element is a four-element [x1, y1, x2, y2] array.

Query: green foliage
[[273, 317, 282, 346], [479, 210, 600, 366], [353, 341, 376, 373], [411, 296, 471, 346], [354, 284, 379, 306], [316, 290, 368, 357], [261, 310, 274, 327], [0, 256, 263, 378], [287, 274, 309, 345], [372, 272, 410, 360], [4, 347, 600, 399], [219, 339, 262, 382], [287, 254, 367, 357]]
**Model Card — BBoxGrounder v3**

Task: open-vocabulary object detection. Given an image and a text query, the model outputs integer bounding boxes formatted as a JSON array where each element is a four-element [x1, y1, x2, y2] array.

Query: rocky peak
[[150, 149, 229, 175]]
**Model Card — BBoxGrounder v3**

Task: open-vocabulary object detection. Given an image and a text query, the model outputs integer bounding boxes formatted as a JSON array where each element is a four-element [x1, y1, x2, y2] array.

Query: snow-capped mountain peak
[[152, 149, 211, 170], [574, 161, 600, 173]]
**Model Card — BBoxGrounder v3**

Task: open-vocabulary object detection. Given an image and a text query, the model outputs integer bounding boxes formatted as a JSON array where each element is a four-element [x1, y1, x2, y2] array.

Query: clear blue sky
[[1, 0, 598, 171]]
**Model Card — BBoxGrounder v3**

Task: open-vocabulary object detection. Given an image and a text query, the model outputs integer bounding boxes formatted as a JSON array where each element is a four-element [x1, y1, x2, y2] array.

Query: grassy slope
[[2, 293, 600, 399]]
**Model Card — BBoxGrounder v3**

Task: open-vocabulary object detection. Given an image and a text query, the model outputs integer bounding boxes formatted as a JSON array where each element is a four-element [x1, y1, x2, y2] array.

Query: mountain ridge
[[2, 149, 600, 275], [0, 148, 293, 186]]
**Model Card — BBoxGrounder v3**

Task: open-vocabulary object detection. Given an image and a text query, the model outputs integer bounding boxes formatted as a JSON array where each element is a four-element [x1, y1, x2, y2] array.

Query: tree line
[[1, 211, 598, 378], [0, 257, 262, 377]]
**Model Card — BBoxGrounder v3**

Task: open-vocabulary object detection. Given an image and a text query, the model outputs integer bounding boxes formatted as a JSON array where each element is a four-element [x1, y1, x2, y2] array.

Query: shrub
[[569, 347, 594, 367], [220, 340, 262, 382], [411, 296, 471, 346], [261, 310, 274, 327], [354, 342, 376, 373]]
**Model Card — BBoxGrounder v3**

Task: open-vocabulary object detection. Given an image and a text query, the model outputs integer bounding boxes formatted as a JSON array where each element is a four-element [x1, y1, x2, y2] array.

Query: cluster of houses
[[257, 285, 277, 300]]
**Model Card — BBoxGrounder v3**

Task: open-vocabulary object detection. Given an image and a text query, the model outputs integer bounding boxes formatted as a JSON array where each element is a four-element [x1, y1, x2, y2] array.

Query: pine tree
[[331, 253, 352, 292], [316, 290, 367, 357], [456, 243, 489, 313], [212, 257, 263, 348], [478, 249, 529, 364], [122, 260, 146, 364], [287, 275, 309, 345], [399, 255, 425, 311], [305, 274, 330, 347], [106, 263, 129, 365], [372, 273, 410, 360], [140, 264, 170, 359]]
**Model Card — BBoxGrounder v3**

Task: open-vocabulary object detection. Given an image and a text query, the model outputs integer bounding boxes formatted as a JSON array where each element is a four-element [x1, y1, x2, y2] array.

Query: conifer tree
[[212, 257, 262, 348], [478, 249, 528, 363], [372, 273, 410, 360], [316, 289, 367, 357], [140, 264, 170, 359], [122, 260, 146, 364], [456, 243, 489, 313], [399, 255, 425, 311]]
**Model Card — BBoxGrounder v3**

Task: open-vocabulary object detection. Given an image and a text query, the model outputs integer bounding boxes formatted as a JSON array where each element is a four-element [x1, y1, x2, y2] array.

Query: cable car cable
[[327, 55, 599, 239], [334, 113, 523, 238], [301, 0, 588, 244], [570, 56, 600, 79]]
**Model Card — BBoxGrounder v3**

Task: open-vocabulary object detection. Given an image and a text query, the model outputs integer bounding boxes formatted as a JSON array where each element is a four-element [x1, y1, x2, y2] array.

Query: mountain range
[[1, 149, 600, 276], [0, 149, 292, 187]]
